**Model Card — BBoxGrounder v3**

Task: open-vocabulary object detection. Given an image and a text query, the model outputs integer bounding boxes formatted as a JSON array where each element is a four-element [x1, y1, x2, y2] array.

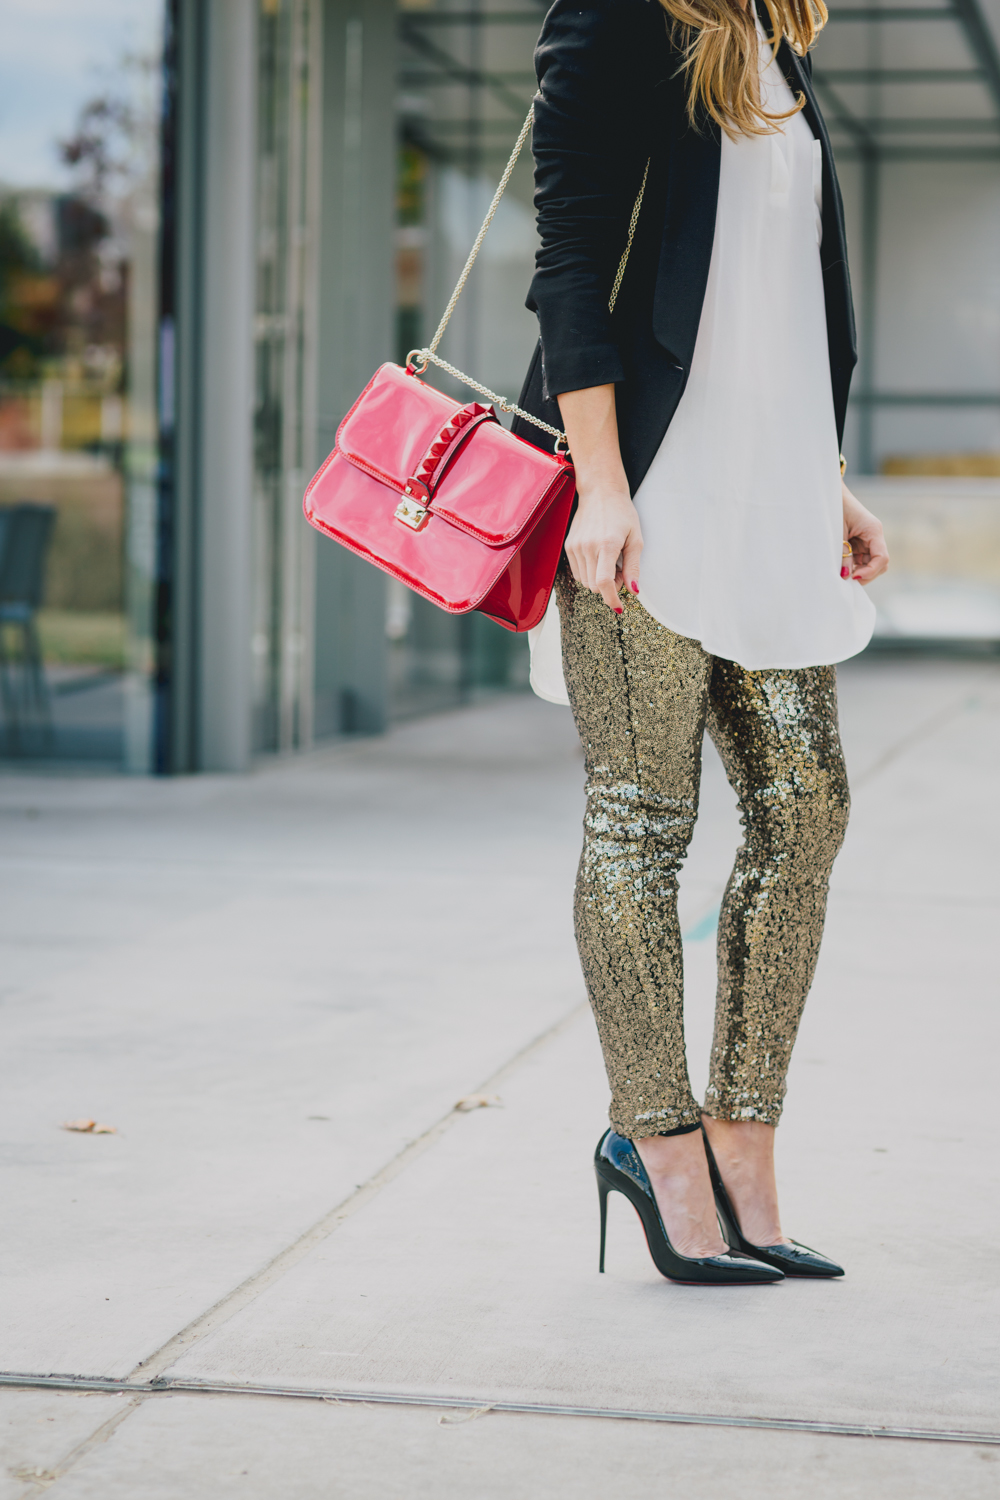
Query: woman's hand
[[842, 481, 889, 584], [565, 485, 643, 614], [557, 384, 643, 613]]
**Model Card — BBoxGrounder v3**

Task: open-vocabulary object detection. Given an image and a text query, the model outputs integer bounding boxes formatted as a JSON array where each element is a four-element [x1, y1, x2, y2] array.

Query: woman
[[512, 0, 889, 1284]]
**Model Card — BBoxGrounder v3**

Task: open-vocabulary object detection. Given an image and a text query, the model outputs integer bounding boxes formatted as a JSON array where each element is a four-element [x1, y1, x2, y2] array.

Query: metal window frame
[[811, 0, 1000, 467], [397, 0, 1000, 472]]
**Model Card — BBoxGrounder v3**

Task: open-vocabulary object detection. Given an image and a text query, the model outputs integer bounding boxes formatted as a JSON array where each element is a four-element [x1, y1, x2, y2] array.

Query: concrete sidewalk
[[1, 654, 998, 1497]]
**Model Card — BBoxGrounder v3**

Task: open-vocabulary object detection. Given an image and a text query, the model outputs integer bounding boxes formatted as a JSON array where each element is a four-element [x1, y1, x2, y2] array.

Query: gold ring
[[842, 542, 853, 558]]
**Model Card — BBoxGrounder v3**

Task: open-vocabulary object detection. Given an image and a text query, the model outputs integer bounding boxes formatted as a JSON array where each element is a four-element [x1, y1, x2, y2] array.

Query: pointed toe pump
[[594, 1130, 784, 1286], [701, 1129, 845, 1279]]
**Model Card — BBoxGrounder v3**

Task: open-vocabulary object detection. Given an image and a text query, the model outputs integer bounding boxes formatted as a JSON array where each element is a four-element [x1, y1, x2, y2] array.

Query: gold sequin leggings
[[556, 570, 850, 1138]]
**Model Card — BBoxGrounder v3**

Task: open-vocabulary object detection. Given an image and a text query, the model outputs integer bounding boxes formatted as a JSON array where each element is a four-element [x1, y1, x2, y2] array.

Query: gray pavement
[[1, 653, 998, 1496]]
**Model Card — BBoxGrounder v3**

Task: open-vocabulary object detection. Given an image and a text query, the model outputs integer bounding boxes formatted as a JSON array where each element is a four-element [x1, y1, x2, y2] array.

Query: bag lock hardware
[[394, 403, 496, 532], [395, 482, 431, 531]]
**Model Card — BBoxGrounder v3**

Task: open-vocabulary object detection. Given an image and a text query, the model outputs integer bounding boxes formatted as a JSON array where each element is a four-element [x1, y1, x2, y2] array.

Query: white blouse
[[528, 23, 875, 706]]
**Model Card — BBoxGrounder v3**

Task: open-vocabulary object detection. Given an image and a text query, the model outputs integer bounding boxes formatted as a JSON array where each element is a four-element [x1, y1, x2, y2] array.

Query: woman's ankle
[[702, 1115, 785, 1246], [702, 1115, 776, 1166], [634, 1131, 727, 1257]]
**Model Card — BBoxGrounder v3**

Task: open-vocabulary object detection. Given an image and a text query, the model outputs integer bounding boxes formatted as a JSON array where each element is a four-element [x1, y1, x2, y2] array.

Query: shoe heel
[[597, 1177, 610, 1273]]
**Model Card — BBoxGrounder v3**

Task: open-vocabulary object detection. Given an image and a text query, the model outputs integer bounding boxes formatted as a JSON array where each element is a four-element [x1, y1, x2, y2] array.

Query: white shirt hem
[[634, 588, 877, 672]]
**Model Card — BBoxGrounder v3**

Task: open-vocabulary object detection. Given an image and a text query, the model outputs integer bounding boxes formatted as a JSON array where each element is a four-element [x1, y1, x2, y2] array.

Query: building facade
[[0, 0, 998, 770]]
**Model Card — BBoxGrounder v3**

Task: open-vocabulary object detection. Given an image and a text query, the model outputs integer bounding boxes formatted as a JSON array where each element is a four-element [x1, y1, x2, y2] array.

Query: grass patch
[[36, 609, 126, 669]]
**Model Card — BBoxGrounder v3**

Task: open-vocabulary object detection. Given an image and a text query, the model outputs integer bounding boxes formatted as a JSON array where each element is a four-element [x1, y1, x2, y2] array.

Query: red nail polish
[[630, 580, 639, 594], [840, 566, 849, 579], [614, 606, 623, 615]]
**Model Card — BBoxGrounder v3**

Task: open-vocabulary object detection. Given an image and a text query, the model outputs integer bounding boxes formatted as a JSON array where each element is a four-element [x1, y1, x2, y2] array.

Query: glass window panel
[[0, 0, 164, 766], [391, 0, 539, 720], [252, 0, 321, 756]]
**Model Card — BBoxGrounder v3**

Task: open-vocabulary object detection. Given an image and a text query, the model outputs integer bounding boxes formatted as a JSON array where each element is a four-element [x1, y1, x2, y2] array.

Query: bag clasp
[[395, 478, 431, 531]]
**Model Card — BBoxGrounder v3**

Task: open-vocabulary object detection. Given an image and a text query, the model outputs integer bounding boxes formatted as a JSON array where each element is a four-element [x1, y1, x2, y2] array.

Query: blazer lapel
[[773, 21, 859, 417], [651, 118, 721, 368], [776, 37, 824, 142], [774, 31, 851, 278]]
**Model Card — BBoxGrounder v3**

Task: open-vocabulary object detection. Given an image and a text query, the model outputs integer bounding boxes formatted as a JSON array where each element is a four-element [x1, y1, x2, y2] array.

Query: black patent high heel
[[594, 1130, 783, 1285], [701, 1127, 845, 1279]]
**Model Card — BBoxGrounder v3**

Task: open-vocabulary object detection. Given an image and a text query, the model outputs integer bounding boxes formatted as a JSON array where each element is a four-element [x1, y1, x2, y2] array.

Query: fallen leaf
[[63, 1119, 96, 1132], [92, 1123, 117, 1134], [454, 1094, 502, 1113], [439, 1404, 494, 1425], [62, 1119, 117, 1134]]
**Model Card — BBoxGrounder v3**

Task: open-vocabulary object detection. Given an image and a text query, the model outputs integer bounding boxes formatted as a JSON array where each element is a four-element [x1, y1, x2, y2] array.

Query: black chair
[[0, 502, 56, 749]]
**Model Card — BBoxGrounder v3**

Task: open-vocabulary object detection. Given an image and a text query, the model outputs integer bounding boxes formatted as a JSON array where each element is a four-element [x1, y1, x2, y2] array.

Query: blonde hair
[[658, 0, 828, 139]]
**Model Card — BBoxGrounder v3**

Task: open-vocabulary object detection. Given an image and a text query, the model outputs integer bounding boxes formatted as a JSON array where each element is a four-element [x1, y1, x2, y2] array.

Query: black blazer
[[512, 0, 857, 494]]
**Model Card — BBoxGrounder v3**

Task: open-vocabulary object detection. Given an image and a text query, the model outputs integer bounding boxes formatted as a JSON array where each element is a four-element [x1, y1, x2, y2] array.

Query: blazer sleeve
[[526, 0, 658, 397]]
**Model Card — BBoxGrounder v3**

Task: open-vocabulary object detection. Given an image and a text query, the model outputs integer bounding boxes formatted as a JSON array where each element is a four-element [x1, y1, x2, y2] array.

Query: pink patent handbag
[[302, 106, 646, 631], [303, 360, 575, 632], [302, 107, 578, 633]]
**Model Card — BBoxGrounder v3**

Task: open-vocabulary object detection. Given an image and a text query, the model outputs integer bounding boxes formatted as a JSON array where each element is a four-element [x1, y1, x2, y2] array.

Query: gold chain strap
[[608, 157, 649, 315], [410, 105, 650, 450], [411, 349, 569, 443], [425, 108, 535, 360]]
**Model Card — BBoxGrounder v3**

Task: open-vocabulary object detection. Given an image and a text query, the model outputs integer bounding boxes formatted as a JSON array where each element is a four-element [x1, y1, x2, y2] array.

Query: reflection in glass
[[252, 0, 321, 755], [392, 0, 541, 719], [0, 0, 164, 765]]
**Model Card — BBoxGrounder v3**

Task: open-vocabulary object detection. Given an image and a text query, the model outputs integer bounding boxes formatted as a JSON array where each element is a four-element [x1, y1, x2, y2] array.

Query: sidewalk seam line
[[12, 1393, 147, 1500], [1, 1374, 996, 1448], [4, 1004, 586, 1494], [127, 1000, 588, 1384]]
